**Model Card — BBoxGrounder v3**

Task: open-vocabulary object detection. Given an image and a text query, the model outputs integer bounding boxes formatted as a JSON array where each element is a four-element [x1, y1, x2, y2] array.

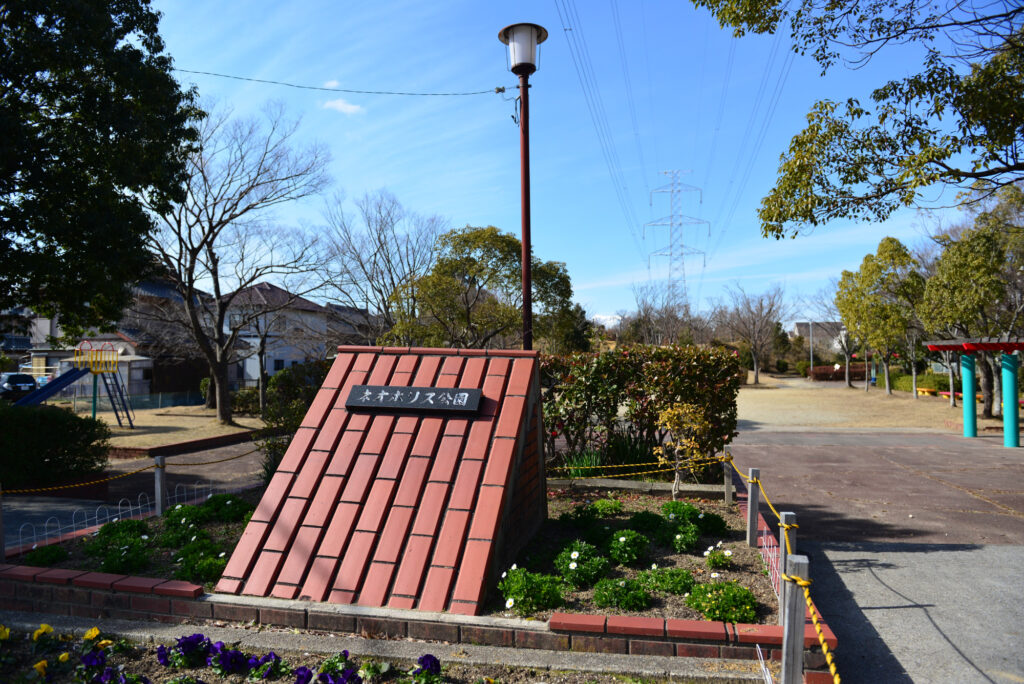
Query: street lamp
[[499, 22, 547, 350]]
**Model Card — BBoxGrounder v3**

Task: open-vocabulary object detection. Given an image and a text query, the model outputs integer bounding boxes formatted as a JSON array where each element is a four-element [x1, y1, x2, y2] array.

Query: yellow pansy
[[33, 660, 47, 676], [96, 639, 113, 650], [84, 627, 100, 640], [0, 625, 9, 640], [32, 624, 53, 641], [59, 652, 70, 663]]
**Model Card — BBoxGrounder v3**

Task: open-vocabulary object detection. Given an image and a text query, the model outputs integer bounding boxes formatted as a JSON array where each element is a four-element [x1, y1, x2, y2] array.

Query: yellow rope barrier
[[549, 460, 663, 471], [1, 464, 157, 495]]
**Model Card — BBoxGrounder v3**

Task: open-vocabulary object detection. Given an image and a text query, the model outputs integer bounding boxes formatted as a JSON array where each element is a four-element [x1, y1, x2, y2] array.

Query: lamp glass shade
[[499, 23, 548, 73]]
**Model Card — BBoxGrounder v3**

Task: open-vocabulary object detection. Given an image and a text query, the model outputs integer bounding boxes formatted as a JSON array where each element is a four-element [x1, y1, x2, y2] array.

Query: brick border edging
[[108, 429, 258, 460], [0, 564, 835, 677]]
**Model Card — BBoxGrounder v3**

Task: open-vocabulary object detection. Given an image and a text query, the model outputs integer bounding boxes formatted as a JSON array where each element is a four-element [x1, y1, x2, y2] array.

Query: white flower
[[175, 504, 182, 510], [510, 564, 517, 570], [140, 535, 149, 540], [707, 546, 714, 551], [112, 517, 119, 522], [711, 572, 720, 579], [176, 557, 183, 563], [219, 552, 226, 558], [675, 534, 682, 540], [570, 551, 580, 560], [669, 513, 676, 520], [181, 518, 186, 524], [703, 550, 710, 557], [651, 563, 658, 570], [569, 562, 577, 570], [619, 581, 626, 587], [501, 572, 506, 578], [32, 544, 37, 550], [190, 535, 197, 542], [717, 540, 723, 547], [724, 550, 733, 557], [684, 593, 689, 598], [505, 598, 515, 609], [698, 513, 705, 519], [618, 536, 626, 543]]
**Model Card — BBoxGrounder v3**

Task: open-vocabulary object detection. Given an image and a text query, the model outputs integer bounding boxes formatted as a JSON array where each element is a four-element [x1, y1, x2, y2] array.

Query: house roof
[[216, 345, 540, 615], [230, 282, 325, 313]]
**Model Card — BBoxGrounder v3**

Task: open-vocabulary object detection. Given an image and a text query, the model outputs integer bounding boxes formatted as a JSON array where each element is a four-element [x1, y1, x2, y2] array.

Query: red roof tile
[[218, 347, 541, 615]]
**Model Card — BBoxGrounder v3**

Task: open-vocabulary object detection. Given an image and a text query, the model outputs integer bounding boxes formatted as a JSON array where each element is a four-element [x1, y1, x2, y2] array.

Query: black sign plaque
[[345, 385, 482, 413]]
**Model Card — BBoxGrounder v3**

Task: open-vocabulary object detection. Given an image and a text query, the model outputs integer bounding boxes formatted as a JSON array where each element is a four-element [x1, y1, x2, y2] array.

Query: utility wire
[[555, 0, 645, 258], [173, 68, 506, 96]]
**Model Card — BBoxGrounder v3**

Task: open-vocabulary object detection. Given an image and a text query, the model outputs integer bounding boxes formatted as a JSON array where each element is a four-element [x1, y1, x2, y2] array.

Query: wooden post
[[778, 511, 796, 625], [781, 554, 809, 684], [723, 457, 732, 506], [154, 455, 166, 515], [746, 468, 760, 547], [0, 483, 5, 561]]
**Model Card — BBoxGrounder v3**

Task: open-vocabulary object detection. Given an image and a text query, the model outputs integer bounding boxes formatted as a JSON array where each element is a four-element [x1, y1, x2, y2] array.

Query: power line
[[554, 0, 645, 258], [610, 0, 650, 194], [172, 68, 505, 96]]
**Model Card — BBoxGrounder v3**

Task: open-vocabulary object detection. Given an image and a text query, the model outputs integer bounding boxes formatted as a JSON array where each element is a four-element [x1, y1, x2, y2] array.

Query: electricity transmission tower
[[644, 170, 709, 308]]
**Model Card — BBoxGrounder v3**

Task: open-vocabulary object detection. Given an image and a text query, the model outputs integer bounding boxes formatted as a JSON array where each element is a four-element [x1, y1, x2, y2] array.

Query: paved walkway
[[2, 442, 263, 551], [731, 427, 1024, 683]]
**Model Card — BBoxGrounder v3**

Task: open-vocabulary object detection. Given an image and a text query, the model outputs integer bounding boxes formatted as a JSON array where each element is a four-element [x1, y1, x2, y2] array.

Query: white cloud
[[323, 79, 340, 88], [592, 314, 621, 328], [323, 98, 364, 115]]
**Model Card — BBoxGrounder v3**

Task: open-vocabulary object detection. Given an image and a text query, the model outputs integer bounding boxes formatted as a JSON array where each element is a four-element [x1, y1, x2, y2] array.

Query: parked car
[[0, 373, 37, 401]]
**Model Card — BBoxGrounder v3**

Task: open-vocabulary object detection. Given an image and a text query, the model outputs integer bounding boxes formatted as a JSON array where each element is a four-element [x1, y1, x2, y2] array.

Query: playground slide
[[13, 366, 90, 406]]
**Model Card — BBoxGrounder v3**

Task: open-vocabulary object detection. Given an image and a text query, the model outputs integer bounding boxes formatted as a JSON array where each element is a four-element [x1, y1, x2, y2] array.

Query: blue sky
[[153, 0, 960, 324]]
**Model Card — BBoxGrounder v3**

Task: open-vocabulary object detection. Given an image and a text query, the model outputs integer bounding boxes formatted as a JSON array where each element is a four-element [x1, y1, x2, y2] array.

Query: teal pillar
[[1003, 353, 1019, 448], [962, 354, 976, 438]]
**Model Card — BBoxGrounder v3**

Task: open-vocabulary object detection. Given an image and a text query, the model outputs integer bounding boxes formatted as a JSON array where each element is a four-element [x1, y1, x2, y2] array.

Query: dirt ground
[[738, 373, 1006, 432], [90, 405, 264, 448]]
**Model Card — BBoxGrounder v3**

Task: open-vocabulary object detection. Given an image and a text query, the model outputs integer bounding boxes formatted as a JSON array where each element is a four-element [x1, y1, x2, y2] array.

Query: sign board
[[345, 385, 481, 413]]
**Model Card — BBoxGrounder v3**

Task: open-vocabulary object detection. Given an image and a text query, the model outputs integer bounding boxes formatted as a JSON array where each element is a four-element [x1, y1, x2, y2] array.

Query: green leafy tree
[[918, 189, 1023, 416], [537, 302, 593, 355], [836, 238, 924, 393], [386, 226, 574, 348], [1, 0, 199, 336], [689, 0, 1024, 237]]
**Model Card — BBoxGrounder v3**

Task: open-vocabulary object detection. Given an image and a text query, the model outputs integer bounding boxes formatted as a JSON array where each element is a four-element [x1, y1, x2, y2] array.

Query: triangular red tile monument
[[217, 346, 546, 615]]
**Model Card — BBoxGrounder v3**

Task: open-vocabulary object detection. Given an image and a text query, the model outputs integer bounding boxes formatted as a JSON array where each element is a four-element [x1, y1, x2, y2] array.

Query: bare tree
[[722, 284, 789, 385], [810, 280, 859, 387], [321, 190, 444, 344], [141, 102, 330, 424], [618, 282, 706, 346]]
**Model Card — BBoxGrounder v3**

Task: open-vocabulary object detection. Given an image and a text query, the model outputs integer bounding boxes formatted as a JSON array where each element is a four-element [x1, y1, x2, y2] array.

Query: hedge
[[0, 403, 109, 488], [808, 363, 867, 382], [540, 345, 741, 461], [890, 372, 951, 393]]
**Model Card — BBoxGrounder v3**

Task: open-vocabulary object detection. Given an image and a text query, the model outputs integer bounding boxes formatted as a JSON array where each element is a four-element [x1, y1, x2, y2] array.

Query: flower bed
[[486, 489, 777, 624]]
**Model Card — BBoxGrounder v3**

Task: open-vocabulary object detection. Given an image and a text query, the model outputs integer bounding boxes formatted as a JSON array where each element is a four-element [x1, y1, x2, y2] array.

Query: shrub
[[891, 372, 951, 393], [256, 360, 332, 484], [589, 498, 623, 516], [638, 567, 695, 595], [497, 567, 564, 616], [84, 519, 152, 574], [608, 529, 649, 565], [593, 578, 650, 610], [554, 541, 611, 588], [661, 500, 700, 524], [176, 556, 227, 584], [775, 359, 789, 373], [22, 544, 69, 566], [626, 511, 670, 543], [686, 582, 758, 623], [671, 522, 701, 553], [0, 403, 109, 488], [231, 387, 260, 415], [795, 361, 810, 377], [704, 547, 733, 570], [696, 511, 728, 536], [158, 504, 213, 547], [202, 493, 254, 523]]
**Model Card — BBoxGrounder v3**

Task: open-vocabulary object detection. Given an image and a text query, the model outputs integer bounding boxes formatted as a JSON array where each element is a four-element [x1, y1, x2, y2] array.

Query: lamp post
[[499, 22, 547, 350]]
